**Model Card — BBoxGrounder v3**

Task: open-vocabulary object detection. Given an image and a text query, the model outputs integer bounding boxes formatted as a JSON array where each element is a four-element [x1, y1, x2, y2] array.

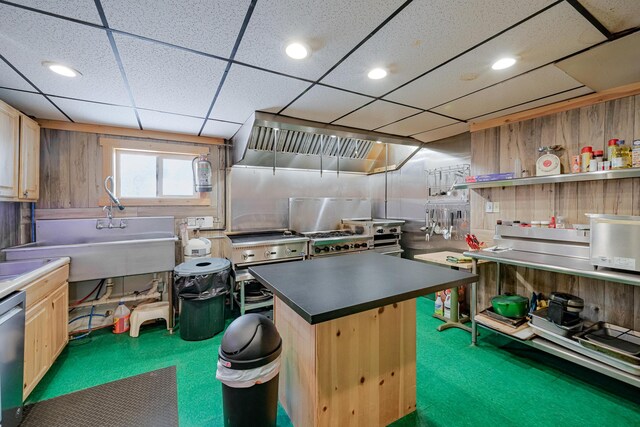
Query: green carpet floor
[[29, 298, 640, 426]]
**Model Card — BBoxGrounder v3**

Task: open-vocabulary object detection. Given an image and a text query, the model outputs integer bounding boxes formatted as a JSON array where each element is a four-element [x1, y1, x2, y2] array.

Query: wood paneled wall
[[0, 201, 30, 255], [36, 129, 224, 220], [471, 95, 640, 330]]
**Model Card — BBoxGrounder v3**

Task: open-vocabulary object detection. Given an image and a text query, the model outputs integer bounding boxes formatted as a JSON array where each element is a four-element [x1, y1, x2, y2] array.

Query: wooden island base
[[275, 297, 417, 427]]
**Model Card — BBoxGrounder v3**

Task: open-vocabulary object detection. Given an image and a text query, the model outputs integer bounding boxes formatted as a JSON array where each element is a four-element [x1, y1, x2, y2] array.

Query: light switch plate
[[493, 202, 500, 213], [186, 216, 214, 229], [485, 202, 493, 213]]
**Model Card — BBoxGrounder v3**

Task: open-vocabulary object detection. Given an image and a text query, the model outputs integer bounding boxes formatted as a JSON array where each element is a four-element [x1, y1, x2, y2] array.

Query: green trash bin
[[174, 258, 231, 341], [180, 293, 226, 341]]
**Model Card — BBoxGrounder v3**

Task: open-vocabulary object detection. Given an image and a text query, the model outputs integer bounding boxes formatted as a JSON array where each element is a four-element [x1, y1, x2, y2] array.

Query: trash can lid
[[219, 314, 282, 370], [174, 257, 230, 276]]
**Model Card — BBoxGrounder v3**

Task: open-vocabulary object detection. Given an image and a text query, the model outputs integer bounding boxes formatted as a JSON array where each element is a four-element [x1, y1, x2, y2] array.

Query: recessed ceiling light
[[285, 42, 309, 60], [491, 57, 517, 70], [376, 141, 382, 144], [368, 68, 387, 80], [42, 61, 82, 77]]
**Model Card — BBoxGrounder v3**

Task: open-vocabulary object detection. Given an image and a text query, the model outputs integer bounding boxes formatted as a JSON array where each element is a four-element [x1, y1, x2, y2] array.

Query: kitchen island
[[249, 252, 477, 426]]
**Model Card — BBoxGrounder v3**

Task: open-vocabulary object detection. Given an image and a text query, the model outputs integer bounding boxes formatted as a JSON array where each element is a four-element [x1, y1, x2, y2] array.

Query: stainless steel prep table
[[464, 249, 640, 387]]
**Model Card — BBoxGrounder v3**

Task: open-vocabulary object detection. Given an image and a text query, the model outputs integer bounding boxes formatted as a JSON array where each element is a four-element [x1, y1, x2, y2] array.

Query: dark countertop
[[249, 252, 477, 324]]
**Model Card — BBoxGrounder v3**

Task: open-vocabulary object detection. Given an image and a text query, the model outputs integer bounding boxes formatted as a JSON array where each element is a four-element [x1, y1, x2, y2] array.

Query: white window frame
[[100, 137, 211, 206]]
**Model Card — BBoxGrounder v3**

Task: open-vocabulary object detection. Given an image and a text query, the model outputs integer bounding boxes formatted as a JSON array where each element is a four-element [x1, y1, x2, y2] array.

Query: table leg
[[471, 259, 478, 345], [240, 280, 246, 315], [496, 262, 501, 295], [168, 271, 174, 334], [435, 285, 471, 332]]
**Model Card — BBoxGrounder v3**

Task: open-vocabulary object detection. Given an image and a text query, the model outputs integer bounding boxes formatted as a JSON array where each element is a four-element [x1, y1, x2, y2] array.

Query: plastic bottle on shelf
[[580, 147, 593, 172], [611, 141, 632, 170], [607, 139, 619, 161], [632, 140, 640, 168], [435, 292, 444, 317], [113, 302, 131, 334], [444, 290, 452, 319]]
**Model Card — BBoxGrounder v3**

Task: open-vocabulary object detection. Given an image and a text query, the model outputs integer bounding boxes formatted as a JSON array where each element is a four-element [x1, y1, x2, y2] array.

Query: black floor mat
[[21, 367, 178, 427]]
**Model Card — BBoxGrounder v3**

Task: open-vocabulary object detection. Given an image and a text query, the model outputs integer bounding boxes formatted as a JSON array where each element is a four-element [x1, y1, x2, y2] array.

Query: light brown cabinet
[[23, 298, 50, 399], [0, 99, 40, 201], [18, 115, 40, 200], [21, 265, 69, 400], [0, 100, 20, 198]]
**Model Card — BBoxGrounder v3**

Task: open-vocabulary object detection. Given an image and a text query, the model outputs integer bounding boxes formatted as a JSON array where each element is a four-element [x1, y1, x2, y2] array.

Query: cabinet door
[[18, 115, 40, 200], [0, 101, 20, 198], [50, 282, 69, 361], [24, 298, 51, 400]]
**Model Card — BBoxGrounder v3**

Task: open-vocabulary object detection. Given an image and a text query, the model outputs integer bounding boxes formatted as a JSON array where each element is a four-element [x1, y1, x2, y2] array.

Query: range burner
[[304, 230, 354, 239], [303, 229, 372, 257]]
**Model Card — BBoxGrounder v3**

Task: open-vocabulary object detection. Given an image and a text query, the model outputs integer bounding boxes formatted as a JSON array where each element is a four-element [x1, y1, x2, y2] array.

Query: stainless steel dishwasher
[[0, 290, 26, 427]]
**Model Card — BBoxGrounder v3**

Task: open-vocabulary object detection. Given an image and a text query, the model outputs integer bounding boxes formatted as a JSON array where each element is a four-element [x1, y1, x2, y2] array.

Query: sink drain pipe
[[73, 275, 162, 308]]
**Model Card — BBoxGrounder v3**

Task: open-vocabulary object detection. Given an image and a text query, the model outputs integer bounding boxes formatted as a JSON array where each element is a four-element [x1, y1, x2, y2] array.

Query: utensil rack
[[423, 201, 470, 241], [426, 164, 470, 201]]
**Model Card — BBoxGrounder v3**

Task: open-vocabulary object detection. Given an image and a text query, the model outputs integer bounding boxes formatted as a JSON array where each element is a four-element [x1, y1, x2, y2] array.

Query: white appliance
[[184, 237, 212, 261]]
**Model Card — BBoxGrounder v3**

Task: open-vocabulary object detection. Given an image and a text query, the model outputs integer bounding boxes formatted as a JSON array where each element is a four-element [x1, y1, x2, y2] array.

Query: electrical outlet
[[485, 202, 493, 213], [186, 216, 214, 229], [493, 202, 500, 213]]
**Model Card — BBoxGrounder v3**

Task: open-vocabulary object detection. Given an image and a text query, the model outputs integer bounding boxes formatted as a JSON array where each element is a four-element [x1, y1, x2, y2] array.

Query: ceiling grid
[[93, 0, 142, 129], [0, 0, 636, 140]]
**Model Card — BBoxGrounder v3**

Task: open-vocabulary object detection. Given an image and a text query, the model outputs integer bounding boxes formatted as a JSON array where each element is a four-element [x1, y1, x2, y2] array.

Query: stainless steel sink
[[0, 258, 56, 282], [3, 217, 178, 282]]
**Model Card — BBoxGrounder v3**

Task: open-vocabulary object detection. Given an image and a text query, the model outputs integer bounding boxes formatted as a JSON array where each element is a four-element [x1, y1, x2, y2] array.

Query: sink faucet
[[104, 176, 125, 211], [98, 176, 127, 229], [103, 205, 113, 221]]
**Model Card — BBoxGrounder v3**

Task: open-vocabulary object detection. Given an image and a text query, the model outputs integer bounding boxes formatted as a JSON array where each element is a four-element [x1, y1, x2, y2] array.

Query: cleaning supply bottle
[[113, 302, 131, 334], [444, 290, 452, 319], [435, 292, 444, 316]]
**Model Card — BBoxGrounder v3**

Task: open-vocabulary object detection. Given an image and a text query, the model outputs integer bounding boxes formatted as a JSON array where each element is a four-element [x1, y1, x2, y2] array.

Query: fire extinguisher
[[192, 154, 213, 192]]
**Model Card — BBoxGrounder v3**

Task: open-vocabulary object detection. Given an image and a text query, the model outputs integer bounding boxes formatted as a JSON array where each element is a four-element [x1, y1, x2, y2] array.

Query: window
[[100, 137, 212, 206]]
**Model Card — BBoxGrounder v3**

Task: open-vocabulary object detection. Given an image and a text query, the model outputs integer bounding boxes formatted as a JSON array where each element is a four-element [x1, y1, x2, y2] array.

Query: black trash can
[[217, 314, 282, 427], [174, 257, 231, 341]]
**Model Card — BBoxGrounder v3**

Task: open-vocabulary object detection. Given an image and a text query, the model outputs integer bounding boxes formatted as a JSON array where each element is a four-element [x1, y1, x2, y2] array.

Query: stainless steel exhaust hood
[[231, 112, 422, 174]]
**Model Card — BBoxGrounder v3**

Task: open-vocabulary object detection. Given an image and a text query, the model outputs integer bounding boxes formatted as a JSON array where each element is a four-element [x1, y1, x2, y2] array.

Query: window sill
[[98, 196, 211, 207]]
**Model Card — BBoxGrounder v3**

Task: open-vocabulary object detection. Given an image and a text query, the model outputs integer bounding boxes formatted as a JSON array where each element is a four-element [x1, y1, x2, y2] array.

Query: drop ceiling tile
[[52, 98, 139, 128], [0, 89, 68, 120], [0, 4, 131, 105], [556, 32, 640, 92], [432, 65, 586, 120], [470, 86, 593, 122], [322, 0, 556, 96], [0, 60, 32, 91], [209, 64, 310, 123], [8, 0, 103, 24], [102, 0, 249, 57], [375, 112, 458, 136], [201, 120, 242, 139], [138, 110, 204, 134], [280, 85, 371, 123], [384, 1, 605, 110], [413, 122, 470, 144], [114, 34, 227, 117], [235, 0, 406, 80], [578, 0, 640, 33], [333, 101, 420, 130]]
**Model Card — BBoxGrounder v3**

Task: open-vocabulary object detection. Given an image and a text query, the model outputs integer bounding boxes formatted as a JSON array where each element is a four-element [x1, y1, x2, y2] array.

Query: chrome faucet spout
[[104, 176, 125, 211]]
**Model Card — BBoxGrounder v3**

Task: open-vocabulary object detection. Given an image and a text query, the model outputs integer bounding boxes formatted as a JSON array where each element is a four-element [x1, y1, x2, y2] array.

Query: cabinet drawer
[[21, 264, 70, 309]]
